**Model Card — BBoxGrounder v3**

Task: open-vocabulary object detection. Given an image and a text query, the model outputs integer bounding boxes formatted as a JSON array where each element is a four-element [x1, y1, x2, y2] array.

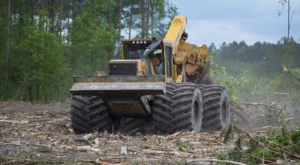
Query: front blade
[[70, 75, 166, 97]]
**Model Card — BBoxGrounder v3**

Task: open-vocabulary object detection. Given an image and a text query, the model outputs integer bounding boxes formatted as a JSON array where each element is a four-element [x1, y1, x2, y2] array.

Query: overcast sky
[[170, 0, 300, 48]]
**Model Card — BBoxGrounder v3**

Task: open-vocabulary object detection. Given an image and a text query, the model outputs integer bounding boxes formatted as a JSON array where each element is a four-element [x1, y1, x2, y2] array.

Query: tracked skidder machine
[[70, 15, 230, 134]]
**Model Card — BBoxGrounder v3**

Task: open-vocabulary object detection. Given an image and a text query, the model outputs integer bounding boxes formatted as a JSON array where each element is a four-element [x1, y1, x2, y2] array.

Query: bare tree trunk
[[150, 0, 153, 37], [73, 0, 77, 22], [36, 84, 39, 101], [19, 0, 24, 67], [67, 0, 70, 46], [0, 1, 3, 18], [141, 0, 145, 38], [39, 0, 44, 29], [58, 0, 63, 101], [5, 0, 11, 100], [93, 0, 95, 25], [27, 3, 35, 102], [129, 3, 133, 39], [39, 0, 48, 31], [50, 0, 55, 33], [28, 85, 33, 102], [282, 0, 292, 92], [287, 0, 290, 40], [45, 0, 49, 32], [146, 0, 149, 38], [118, 0, 122, 40], [109, 0, 112, 32], [41, 0, 45, 10], [59, 0, 62, 43], [58, 82, 60, 102]]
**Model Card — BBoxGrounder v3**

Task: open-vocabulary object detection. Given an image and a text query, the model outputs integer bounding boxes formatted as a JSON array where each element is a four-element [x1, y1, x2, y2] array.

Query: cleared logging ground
[[237, 92, 300, 129], [0, 101, 233, 165], [0, 91, 299, 164]]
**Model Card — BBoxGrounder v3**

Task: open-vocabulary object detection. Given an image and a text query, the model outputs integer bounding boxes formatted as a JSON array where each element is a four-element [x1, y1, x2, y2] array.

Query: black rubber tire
[[198, 85, 230, 131], [152, 83, 203, 134], [171, 83, 203, 132], [118, 95, 153, 135], [71, 96, 113, 134], [152, 83, 176, 134], [119, 117, 148, 135]]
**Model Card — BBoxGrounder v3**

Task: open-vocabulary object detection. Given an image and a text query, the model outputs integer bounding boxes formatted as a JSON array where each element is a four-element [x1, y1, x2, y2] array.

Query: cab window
[[124, 43, 149, 59]]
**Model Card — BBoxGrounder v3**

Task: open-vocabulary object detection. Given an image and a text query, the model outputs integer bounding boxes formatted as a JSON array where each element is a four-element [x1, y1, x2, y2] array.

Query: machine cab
[[115, 39, 170, 76]]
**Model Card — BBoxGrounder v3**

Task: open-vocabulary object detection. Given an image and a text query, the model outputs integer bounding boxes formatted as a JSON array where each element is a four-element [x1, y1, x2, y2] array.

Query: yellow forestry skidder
[[69, 15, 230, 134]]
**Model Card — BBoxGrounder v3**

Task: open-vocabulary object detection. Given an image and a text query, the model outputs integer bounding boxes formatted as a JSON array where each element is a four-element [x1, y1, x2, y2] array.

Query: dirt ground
[[0, 101, 235, 165]]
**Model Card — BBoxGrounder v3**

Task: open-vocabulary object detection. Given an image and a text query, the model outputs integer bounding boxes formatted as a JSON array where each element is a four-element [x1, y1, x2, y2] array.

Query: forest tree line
[[211, 37, 300, 76], [1, 0, 299, 102], [0, 0, 178, 102]]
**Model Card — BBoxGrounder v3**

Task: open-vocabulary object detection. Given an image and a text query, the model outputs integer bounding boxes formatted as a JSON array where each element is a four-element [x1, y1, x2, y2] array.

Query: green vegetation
[[218, 124, 300, 164], [210, 38, 300, 105], [210, 29, 300, 164]]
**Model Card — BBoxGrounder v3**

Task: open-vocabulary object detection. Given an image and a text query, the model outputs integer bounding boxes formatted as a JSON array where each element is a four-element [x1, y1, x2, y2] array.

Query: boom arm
[[164, 15, 210, 83], [164, 16, 187, 51]]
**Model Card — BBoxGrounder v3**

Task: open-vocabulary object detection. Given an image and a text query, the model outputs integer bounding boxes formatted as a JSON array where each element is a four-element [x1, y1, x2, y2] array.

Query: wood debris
[[0, 101, 234, 164]]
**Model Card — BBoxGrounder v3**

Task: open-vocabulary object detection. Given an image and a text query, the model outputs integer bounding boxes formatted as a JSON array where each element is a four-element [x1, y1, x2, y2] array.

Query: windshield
[[123, 42, 163, 60], [123, 41, 165, 75], [124, 44, 150, 59]]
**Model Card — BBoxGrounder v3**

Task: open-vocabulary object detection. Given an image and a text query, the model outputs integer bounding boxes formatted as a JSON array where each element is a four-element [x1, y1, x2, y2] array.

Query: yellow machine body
[[164, 15, 210, 83], [70, 15, 211, 117]]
